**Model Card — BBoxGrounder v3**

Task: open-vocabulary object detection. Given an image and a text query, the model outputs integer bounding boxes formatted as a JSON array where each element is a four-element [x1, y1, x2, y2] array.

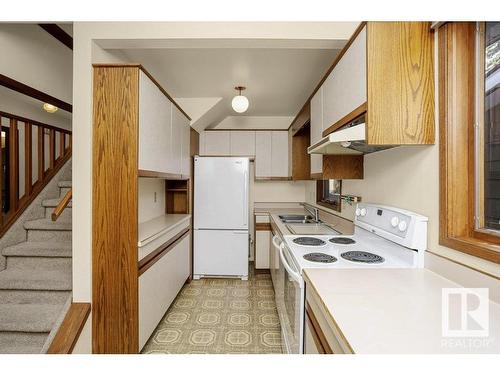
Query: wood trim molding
[[92, 66, 139, 353], [0, 74, 72, 113], [254, 177, 292, 181], [290, 102, 311, 136], [38, 24, 73, 50], [138, 228, 191, 276], [255, 222, 272, 231], [438, 22, 500, 264], [322, 102, 367, 137], [92, 64, 191, 121], [138, 169, 188, 180], [306, 302, 333, 354], [288, 22, 367, 131], [47, 303, 91, 354]]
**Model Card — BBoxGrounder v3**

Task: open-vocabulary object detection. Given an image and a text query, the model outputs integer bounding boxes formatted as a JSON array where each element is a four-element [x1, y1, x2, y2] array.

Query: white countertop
[[138, 214, 191, 248], [304, 268, 500, 354]]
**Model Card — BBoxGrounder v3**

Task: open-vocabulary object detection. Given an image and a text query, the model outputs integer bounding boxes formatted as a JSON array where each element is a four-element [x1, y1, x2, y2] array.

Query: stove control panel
[[354, 203, 428, 251]]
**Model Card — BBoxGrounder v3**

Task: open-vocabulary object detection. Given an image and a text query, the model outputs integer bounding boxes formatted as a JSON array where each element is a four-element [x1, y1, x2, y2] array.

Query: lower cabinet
[[139, 234, 190, 349], [304, 304, 331, 354], [255, 230, 270, 269], [255, 214, 271, 269]]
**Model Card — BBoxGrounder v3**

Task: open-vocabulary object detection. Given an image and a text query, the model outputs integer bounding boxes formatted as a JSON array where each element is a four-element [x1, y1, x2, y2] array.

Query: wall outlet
[[154, 191, 157, 203]]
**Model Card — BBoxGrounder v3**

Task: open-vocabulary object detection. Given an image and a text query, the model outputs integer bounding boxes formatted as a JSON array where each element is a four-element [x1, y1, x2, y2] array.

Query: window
[[316, 179, 341, 212], [478, 22, 500, 233], [439, 22, 500, 264]]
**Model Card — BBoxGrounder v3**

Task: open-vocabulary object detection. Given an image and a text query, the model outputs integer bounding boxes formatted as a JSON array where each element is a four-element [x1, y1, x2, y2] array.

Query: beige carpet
[[142, 267, 282, 354]]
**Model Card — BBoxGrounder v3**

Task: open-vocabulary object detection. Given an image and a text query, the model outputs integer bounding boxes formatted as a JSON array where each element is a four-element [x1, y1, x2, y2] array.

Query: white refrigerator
[[193, 156, 250, 280]]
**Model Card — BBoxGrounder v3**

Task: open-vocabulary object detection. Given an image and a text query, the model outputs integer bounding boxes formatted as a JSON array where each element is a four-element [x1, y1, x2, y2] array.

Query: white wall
[[138, 178, 166, 223], [254, 180, 307, 203], [0, 24, 73, 104]]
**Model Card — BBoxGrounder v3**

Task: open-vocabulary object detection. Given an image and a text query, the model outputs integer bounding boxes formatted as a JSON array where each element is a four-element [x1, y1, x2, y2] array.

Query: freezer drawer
[[194, 229, 249, 279]]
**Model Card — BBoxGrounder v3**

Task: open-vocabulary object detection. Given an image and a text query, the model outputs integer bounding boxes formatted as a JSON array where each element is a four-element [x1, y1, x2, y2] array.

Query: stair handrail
[[51, 188, 72, 222]]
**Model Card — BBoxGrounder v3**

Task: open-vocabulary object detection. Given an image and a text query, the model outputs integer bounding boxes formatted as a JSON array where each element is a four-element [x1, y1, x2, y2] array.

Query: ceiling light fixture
[[43, 103, 58, 113], [231, 86, 249, 113]]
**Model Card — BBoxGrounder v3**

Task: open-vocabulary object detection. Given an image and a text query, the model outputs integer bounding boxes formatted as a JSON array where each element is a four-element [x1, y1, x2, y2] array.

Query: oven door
[[279, 242, 304, 354]]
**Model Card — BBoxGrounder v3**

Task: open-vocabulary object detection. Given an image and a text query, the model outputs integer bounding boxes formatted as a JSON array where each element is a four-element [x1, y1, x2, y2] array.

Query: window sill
[[439, 236, 500, 264]]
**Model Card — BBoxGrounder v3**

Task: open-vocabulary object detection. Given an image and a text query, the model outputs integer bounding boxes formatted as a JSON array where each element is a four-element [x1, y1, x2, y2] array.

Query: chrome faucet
[[301, 203, 320, 222]]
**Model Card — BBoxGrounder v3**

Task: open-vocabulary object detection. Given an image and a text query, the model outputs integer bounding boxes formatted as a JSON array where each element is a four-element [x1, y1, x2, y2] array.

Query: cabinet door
[[271, 131, 289, 177], [171, 105, 183, 175], [255, 131, 272, 177], [230, 131, 256, 156], [203, 131, 230, 155], [138, 71, 173, 174], [178, 112, 191, 176], [322, 26, 366, 131], [310, 87, 323, 175], [255, 229, 270, 269]]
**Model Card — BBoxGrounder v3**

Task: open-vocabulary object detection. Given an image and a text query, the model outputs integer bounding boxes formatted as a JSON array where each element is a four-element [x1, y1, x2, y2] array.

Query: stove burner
[[292, 237, 326, 247], [329, 237, 356, 245], [341, 251, 384, 264], [303, 253, 337, 263]]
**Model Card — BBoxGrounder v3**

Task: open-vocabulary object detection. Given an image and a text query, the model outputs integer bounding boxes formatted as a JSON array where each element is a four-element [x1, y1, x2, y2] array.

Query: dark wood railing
[[0, 111, 71, 237]]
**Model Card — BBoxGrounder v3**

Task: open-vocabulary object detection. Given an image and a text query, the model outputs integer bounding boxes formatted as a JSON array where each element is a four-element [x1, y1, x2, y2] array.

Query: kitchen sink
[[278, 215, 315, 224]]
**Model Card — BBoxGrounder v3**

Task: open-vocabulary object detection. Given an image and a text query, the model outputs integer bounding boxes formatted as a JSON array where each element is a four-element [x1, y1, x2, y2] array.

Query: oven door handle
[[272, 235, 282, 250], [279, 244, 301, 284]]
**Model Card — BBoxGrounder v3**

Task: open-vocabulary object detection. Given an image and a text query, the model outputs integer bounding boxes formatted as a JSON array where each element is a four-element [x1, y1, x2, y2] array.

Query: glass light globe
[[231, 95, 249, 113]]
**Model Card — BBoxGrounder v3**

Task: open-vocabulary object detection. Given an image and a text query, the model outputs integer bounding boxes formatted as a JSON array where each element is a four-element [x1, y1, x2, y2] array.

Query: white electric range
[[272, 203, 428, 354]]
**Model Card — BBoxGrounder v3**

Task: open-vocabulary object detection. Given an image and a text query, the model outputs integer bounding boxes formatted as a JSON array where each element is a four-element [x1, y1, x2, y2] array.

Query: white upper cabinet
[[255, 131, 272, 177], [322, 26, 366, 131], [171, 104, 183, 174], [271, 131, 289, 177], [230, 131, 256, 156], [171, 105, 191, 176], [310, 87, 323, 175], [203, 131, 231, 155], [138, 71, 190, 176], [139, 71, 173, 174]]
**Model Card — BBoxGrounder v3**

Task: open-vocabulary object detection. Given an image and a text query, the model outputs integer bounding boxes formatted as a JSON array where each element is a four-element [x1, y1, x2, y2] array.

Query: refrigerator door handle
[[243, 169, 248, 227]]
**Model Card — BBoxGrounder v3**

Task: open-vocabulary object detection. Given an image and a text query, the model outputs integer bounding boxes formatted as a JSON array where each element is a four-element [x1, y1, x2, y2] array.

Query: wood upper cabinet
[[230, 131, 256, 156], [365, 22, 435, 145], [319, 22, 435, 145], [322, 26, 366, 132], [310, 87, 323, 176]]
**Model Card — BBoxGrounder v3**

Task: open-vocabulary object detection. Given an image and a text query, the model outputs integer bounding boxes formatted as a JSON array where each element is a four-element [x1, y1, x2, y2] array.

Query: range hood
[[307, 122, 393, 155]]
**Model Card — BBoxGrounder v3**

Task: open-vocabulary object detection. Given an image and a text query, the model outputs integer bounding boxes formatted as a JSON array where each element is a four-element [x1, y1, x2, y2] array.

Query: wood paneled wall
[[92, 66, 139, 353]]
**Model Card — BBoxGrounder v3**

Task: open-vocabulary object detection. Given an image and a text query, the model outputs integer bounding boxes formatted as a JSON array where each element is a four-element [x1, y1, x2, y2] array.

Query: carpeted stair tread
[[0, 303, 62, 332], [58, 181, 72, 188], [0, 269, 71, 291], [42, 198, 72, 208], [24, 219, 71, 231], [2, 242, 72, 258], [0, 332, 47, 354]]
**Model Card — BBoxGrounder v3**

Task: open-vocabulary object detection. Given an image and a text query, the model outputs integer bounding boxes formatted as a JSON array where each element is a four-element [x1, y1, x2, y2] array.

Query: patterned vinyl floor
[[141, 266, 283, 354]]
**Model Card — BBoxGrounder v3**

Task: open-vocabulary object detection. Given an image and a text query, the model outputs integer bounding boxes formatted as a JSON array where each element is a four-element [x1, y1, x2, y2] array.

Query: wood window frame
[[439, 22, 500, 264], [316, 179, 342, 212]]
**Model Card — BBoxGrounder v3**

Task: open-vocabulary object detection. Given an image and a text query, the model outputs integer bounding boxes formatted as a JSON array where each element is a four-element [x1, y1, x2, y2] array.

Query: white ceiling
[[121, 47, 341, 128]]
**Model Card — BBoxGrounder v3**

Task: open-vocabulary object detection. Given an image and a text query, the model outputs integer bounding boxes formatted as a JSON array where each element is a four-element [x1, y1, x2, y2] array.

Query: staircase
[[0, 179, 72, 354]]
